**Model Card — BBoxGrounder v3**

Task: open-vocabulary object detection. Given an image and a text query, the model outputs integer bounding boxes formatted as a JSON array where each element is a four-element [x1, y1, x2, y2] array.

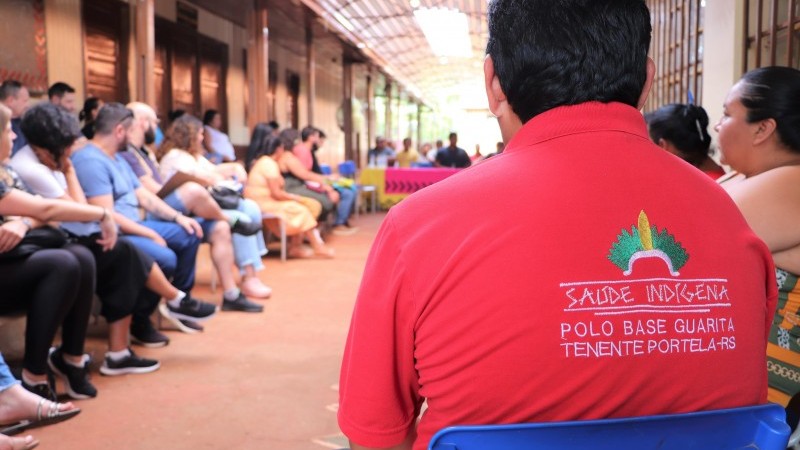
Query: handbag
[[0, 225, 69, 260], [207, 185, 242, 209]]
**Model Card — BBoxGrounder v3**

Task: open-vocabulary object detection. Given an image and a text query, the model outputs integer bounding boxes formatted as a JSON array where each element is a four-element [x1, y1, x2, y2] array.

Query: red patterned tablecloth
[[383, 167, 460, 194]]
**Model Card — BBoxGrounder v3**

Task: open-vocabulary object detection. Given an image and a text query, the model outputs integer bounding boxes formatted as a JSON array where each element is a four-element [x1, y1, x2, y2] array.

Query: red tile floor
[[26, 213, 386, 449]]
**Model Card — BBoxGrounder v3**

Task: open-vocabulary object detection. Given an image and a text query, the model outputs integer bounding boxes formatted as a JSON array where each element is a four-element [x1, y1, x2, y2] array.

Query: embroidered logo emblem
[[608, 210, 689, 276]]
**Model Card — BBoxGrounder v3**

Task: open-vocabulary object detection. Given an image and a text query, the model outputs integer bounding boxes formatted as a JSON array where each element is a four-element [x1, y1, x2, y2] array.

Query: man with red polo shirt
[[338, 1, 777, 450]]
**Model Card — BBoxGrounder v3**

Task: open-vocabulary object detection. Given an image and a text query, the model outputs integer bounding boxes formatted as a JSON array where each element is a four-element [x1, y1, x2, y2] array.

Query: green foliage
[[651, 228, 689, 270], [608, 226, 642, 270], [608, 225, 689, 272]]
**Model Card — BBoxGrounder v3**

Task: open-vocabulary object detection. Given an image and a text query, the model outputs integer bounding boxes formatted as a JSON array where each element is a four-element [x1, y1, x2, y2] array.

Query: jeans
[[124, 220, 201, 325], [0, 353, 18, 392], [164, 192, 266, 272], [334, 186, 356, 226]]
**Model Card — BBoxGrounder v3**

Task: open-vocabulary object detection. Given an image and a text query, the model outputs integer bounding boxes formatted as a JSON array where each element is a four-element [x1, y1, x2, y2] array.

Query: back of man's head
[[486, 0, 652, 124], [48, 82, 75, 100], [0, 80, 23, 102], [94, 102, 134, 136]]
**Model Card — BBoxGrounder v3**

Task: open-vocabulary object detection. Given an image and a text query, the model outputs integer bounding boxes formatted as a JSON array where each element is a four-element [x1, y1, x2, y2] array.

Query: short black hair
[[0, 80, 24, 101], [486, 0, 652, 123], [94, 102, 134, 136], [20, 103, 82, 164], [168, 109, 186, 123], [739, 66, 800, 153], [301, 126, 319, 142], [48, 82, 75, 99], [279, 128, 300, 151], [448, 132, 457, 140], [202, 109, 219, 126], [267, 120, 279, 130], [644, 104, 712, 166]]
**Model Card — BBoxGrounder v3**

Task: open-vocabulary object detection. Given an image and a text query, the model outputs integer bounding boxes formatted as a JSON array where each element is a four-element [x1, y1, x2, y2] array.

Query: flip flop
[[0, 398, 80, 436]]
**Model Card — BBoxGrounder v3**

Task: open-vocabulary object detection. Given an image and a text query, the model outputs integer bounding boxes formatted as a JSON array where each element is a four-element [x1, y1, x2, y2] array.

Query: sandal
[[0, 398, 80, 436]]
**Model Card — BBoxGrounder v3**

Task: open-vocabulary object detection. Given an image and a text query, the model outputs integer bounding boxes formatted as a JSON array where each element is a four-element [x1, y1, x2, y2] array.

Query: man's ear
[[753, 118, 778, 146], [637, 57, 656, 109], [484, 55, 507, 117]]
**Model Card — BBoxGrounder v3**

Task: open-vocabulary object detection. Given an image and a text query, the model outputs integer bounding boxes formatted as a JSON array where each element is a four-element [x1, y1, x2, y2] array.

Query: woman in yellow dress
[[245, 123, 334, 259]]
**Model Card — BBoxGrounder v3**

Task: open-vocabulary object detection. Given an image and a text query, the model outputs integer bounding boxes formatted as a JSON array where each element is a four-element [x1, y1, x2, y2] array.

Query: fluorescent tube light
[[413, 7, 473, 58]]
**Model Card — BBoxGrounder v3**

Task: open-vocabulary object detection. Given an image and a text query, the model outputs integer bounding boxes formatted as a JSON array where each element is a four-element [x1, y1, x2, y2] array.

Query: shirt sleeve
[[338, 212, 422, 447], [8, 158, 66, 199]]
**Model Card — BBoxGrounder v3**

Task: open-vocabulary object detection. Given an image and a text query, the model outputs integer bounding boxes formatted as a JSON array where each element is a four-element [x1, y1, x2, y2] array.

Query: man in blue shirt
[[72, 103, 219, 347]]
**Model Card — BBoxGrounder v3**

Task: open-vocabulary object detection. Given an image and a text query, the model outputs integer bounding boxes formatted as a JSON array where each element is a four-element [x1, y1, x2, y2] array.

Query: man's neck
[[90, 137, 118, 159]]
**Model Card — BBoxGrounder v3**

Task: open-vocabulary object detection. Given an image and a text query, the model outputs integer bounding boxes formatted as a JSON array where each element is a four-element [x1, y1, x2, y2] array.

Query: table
[[359, 167, 461, 209]]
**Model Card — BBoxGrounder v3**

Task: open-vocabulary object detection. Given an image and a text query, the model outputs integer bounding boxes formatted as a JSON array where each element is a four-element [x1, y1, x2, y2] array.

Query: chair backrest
[[428, 404, 790, 450], [320, 164, 332, 175], [338, 160, 357, 177]]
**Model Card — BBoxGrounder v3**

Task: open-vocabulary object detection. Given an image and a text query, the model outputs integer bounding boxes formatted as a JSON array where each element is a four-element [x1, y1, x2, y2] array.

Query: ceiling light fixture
[[413, 7, 473, 58]]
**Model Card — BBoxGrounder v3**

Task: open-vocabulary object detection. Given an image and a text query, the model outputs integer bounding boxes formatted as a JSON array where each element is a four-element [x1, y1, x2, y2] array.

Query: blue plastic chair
[[320, 164, 332, 175], [338, 160, 357, 177], [428, 404, 790, 450]]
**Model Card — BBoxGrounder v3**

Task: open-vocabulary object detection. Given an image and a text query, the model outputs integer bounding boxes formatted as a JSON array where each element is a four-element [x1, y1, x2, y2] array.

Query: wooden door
[[83, 0, 129, 102]]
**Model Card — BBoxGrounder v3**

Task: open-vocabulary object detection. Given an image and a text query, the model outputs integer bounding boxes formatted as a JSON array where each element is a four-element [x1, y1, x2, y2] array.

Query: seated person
[[338, 2, 776, 450], [367, 137, 396, 168], [122, 105, 265, 312], [435, 132, 471, 168], [70, 103, 223, 338], [644, 103, 725, 179], [157, 114, 271, 303], [202, 109, 235, 163], [0, 352, 79, 448], [78, 97, 101, 140], [276, 128, 336, 223], [717, 66, 800, 406], [0, 102, 112, 399], [11, 104, 217, 373], [244, 126, 333, 259], [310, 129, 358, 235]]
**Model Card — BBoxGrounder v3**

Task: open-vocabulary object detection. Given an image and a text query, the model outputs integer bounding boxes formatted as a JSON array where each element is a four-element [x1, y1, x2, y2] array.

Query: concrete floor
[[27, 213, 384, 449]]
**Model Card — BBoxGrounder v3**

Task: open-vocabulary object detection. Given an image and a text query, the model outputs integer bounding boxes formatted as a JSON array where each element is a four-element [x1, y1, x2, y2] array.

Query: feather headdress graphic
[[608, 211, 689, 276]]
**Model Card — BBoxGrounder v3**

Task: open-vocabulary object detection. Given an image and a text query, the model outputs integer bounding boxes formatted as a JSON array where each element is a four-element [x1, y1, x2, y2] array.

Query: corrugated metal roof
[[304, 0, 488, 103]]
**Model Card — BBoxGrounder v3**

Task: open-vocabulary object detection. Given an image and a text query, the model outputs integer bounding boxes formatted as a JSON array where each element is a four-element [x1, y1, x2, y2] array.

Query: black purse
[[207, 185, 242, 210], [0, 226, 69, 261]]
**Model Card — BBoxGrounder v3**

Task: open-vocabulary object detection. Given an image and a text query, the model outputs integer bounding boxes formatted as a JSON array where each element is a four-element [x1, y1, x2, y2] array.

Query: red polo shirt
[[338, 102, 776, 450]]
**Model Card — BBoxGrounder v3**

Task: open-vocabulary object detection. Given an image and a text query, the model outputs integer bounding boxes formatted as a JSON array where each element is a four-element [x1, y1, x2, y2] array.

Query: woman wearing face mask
[[717, 66, 800, 405]]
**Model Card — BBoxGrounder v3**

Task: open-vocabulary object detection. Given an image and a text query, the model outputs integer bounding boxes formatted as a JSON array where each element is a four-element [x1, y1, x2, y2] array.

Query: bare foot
[[312, 245, 335, 259], [0, 434, 38, 450], [241, 276, 272, 299], [0, 385, 77, 425], [288, 246, 314, 259]]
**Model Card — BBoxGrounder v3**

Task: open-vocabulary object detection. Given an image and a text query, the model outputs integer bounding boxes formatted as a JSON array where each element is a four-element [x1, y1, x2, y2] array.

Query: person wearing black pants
[[0, 245, 94, 401]]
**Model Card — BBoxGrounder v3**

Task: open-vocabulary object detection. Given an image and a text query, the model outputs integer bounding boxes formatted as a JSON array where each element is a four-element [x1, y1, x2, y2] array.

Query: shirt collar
[[504, 102, 650, 154]]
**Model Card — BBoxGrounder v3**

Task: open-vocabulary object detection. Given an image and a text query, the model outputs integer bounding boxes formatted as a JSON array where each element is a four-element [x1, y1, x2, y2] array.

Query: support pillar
[[384, 80, 393, 140], [366, 66, 374, 152], [343, 60, 355, 162], [135, 0, 155, 106], [247, 0, 270, 130], [416, 102, 423, 150], [306, 13, 316, 126]]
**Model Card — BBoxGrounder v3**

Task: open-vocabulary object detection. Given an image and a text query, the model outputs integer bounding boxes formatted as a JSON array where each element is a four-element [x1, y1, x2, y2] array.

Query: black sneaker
[[48, 347, 97, 399], [131, 320, 170, 348], [21, 375, 57, 402], [222, 293, 264, 313], [165, 297, 218, 322], [231, 217, 262, 236], [99, 348, 160, 376], [158, 303, 204, 334]]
